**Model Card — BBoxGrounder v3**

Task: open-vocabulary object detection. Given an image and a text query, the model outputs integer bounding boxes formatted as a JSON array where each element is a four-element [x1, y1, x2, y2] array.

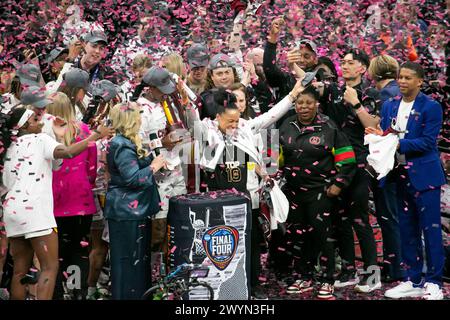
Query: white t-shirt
[[2, 133, 61, 237], [395, 99, 414, 165]]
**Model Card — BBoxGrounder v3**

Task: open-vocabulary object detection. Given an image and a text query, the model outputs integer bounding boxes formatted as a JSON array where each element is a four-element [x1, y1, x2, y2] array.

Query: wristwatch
[[351, 102, 362, 110]]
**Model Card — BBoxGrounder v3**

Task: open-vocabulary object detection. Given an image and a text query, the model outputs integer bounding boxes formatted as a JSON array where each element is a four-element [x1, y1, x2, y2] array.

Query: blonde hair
[[109, 102, 148, 158], [132, 54, 152, 72], [368, 55, 399, 81], [161, 52, 186, 79], [46, 92, 79, 146]]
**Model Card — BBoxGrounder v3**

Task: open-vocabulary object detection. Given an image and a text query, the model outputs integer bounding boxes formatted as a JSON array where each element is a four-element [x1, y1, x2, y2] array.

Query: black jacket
[[319, 80, 380, 164], [280, 113, 357, 192], [263, 41, 297, 104]]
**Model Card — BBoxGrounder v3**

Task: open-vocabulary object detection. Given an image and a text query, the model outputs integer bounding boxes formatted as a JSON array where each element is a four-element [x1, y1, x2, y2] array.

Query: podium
[[167, 190, 252, 300]]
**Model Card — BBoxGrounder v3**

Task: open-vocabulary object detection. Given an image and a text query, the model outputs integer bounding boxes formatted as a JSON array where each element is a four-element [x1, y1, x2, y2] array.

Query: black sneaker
[[251, 286, 268, 300]]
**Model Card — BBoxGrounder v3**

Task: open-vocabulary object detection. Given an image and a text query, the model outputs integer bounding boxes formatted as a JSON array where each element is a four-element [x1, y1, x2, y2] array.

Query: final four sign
[[202, 225, 239, 271]]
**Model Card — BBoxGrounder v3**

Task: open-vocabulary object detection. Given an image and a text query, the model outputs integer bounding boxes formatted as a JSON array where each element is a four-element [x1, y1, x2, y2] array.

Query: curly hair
[[109, 102, 148, 158]]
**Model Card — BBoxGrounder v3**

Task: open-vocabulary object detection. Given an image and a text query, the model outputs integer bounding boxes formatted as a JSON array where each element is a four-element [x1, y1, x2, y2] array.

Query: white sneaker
[[384, 281, 424, 299], [422, 282, 444, 300]]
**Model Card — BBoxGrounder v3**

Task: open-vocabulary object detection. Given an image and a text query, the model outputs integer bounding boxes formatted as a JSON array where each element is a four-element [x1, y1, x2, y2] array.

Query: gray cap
[[20, 86, 52, 109], [142, 66, 176, 94], [83, 30, 108, 44], [46, 47, 69, 64], [208, 53, 234, 70], [91, 80, 118, 102], [187, 43, 210, 69], [297, 39, 318, 55], [63, 68, 91, 91], [16, 64, 42, 87]]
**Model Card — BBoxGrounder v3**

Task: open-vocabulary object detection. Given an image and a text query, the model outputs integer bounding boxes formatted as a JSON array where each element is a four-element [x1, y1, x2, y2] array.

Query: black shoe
[[251, 286, 268, 300]]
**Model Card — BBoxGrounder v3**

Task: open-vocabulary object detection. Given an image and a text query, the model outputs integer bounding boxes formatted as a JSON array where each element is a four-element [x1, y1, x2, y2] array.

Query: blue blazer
[[104, 134, 160, 221], [380, 92, 446, 191]]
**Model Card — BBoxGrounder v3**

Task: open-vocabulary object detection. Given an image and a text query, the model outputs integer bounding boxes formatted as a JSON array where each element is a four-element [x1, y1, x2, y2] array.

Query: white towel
[[364, 133, 399, 180], [269, 180, 289, 230]]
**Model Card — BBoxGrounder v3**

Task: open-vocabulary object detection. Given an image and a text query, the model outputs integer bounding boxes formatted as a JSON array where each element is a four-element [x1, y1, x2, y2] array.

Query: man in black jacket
[[316, 49, 381, 293]]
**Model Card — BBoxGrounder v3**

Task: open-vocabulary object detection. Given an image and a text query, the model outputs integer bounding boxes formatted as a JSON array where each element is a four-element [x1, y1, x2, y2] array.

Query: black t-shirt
[[204, 137, 256, 193], [320, 81, 379, 164]]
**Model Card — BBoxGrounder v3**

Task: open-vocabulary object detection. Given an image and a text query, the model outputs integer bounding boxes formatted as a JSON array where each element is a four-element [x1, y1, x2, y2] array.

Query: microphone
[[149, 132, 162, 156]]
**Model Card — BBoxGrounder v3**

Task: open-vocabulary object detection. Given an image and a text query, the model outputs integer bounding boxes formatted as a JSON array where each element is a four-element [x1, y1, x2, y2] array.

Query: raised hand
[[268, 16, 285, 43]]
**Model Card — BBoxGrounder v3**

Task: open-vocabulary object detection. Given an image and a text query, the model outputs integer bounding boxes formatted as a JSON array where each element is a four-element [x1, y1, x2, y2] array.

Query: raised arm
[[263, 17, 291, 89], [248, 79, 304, 132], [53, 126, 113, 160]]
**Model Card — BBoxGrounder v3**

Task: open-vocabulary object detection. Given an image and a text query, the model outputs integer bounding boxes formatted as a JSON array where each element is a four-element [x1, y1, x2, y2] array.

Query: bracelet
[[351, 102, 362, 110]]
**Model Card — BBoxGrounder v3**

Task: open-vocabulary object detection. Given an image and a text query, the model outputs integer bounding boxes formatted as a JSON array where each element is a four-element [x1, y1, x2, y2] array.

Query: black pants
[[335, 168, 377, 272], [108, 218, 152, 300], [285, 187, 336, 283], [54, 215, 92, 299]]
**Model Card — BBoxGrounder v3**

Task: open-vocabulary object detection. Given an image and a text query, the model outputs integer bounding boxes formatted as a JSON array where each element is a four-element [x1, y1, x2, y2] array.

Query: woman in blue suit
[[367, 62, 446, 300], [105, 102, 166, 300]]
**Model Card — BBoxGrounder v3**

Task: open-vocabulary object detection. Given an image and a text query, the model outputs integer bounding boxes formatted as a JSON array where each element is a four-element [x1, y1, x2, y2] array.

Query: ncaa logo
[[309, 136, 321, 145], [202, 226, 239, 271]]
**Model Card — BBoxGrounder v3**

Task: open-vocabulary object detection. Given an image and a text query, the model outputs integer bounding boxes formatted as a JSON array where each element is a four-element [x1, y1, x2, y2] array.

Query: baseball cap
[[62, 68, 90, 91], [46, 47, 69, 64], [20, 86, 52, 109], [297, 39, 318, 55], [83, 30, 108, 44], [187, 43, 210, 69], [91, 80, 118, 102], [208, 53, 235, 70], [142, 66, 176, 94], [16, 64, 42, 87]]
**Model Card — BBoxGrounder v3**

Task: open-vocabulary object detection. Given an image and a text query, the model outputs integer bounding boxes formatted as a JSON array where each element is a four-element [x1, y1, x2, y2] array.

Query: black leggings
[[285, 188, 336, 282], [53, 215, 92, 299], [334, 168, 377, 272]]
